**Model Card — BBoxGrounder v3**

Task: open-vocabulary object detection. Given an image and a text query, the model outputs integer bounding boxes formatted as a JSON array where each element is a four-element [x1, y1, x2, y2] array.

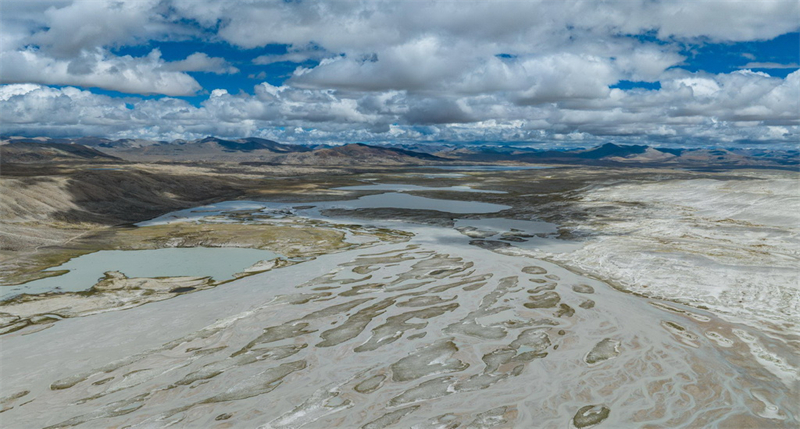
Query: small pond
[[2, 247, 280, 300], [141, 192, 512, 227], [423, 165, 552, 171], [318, 192, 510, 214], [335, 183, 506, 194]]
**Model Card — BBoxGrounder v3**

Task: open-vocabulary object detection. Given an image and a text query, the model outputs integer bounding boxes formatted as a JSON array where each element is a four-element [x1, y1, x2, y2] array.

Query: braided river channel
[[1, 179, 796, 428]]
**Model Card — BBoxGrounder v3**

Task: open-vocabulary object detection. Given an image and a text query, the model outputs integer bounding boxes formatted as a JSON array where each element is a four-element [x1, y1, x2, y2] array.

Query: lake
[[1, 247, 280, 300]]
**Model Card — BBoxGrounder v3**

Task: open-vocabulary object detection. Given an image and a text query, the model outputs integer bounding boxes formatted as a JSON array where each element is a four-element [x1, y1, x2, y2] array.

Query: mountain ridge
[[1, 136, 796, 168], [0, 141, 121, 163]]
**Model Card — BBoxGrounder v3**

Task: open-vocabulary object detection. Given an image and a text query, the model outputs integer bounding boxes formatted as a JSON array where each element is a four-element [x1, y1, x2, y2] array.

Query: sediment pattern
[[2, 235, 795, 428]]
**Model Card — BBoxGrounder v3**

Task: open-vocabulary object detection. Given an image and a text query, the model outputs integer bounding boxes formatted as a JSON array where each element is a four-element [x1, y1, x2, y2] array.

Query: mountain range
[[435, 143, 798, 168], [0, 140, 121, 163], [1, 136, 797, 169]]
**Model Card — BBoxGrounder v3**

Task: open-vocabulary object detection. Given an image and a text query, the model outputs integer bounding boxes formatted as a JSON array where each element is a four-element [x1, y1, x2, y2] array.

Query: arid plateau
[[1, 145, 797, 428]]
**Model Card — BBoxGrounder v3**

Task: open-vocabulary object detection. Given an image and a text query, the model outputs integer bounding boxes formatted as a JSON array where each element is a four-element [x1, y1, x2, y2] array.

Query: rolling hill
[[2, 136, 796, 168], [0, 141, 120, 163]]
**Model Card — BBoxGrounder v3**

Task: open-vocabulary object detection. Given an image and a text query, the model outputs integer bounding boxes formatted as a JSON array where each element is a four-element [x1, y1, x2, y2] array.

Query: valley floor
[[0, 161, 797, 428]]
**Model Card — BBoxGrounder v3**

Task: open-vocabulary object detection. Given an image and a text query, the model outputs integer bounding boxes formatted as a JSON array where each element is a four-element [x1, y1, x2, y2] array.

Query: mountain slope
[[97, 137, 312, 162], [440, 143, 798, 168], [2, 136, 795, 168], [266, 143, 446, 165], [574, 143, 649, 159], [0, 142, 120, 163], [236, 137, 312, 153], [193, 137, 305, 153]]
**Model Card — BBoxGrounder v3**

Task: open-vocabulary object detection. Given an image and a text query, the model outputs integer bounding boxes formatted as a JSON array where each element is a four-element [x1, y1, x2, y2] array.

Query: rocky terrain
[[0, 141, 120, 163], [0, 159, 367, 288], [435, 142, 800, 169], [4, 136, 797, 168], [1, 136, 443, 165]]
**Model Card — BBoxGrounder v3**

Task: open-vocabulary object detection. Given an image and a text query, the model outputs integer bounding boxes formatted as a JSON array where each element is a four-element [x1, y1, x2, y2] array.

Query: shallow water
[[2, 222, 794, 428], [133, 193, 575, 255], [455, 217, 557, 234], [140, 192, 511, 227], [412, 172, 468, 178], [454, 218, 582, 253], [1, 247, 279, 300], [3, 180, 795, 428], [423, 165, 552, 171], [335, 183, 506, 194], [319, 192, 510, 214], [137, 201, 280, 226]]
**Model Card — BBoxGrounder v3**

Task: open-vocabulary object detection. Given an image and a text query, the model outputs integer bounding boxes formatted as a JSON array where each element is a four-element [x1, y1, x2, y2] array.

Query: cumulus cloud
[[290, 37, 471, 92], [0, 84, 138, 136], [0, 49, 202, 96], [162, 52, 239, 74], [0, 0, 798, 145], [248, 71, 268, 80], [2, 69, 797, 146], [253, 45, 332, 65], [739, 62, 800, 69], [10, 0, 177, 57], [0, 1, 213, 95], [169, 1, 799, 51]]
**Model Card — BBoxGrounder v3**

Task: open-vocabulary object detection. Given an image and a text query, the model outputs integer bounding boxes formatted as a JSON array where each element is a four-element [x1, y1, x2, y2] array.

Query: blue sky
[[682, 32, 799, 77], [0, 1, 798, 147], [113, 31, 800, 101]]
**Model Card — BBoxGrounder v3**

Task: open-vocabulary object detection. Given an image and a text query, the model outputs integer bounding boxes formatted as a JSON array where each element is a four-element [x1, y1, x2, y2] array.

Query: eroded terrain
[[1, 163, 798, 428], [4, 230, 797, 428]]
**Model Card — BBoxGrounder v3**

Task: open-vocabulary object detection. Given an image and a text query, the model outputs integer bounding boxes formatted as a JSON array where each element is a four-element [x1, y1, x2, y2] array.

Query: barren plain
[[1, 160, 797, 428]]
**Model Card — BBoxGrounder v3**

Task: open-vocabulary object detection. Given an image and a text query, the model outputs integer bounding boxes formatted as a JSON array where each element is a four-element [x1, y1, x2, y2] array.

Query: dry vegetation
[[0, 160, 385, 284]]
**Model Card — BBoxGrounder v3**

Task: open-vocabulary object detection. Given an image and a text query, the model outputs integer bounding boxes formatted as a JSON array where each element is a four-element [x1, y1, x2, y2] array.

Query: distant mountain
[[385, 143, 459, 154], [84, 136, 312, 162], [316, 143, 441, 160], [439, 142, 798, 169], [0, 141, 120, 163], [0, 135, 154, 150], [1, 135, 795, 169], [192, 137, 311, 153], [574, 143, 649, 159], [263, 143, 446, 166], [0, 137, 440, 165], [236, 137, 312, 153], [0, 135, 311, 160], [94, 138, 165, 149]]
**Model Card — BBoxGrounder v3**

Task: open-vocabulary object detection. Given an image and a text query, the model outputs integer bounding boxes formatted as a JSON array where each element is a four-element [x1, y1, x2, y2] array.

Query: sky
[[0, 0, 798, 148]]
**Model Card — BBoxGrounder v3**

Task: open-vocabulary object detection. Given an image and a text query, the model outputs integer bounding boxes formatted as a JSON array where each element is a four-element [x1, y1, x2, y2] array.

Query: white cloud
[[10, 0, 181, 58], [248, 71, 268, 80], [0, 0, 798, 145], [162, 52, 239, 74], [668, 76, 722, 98], [0, 48, 241, 97], [739, 62, 800, 69], [253, 45, 332, 66], [0, 84, 138, 135], [0, 1, 211, 95], [17, 0, 176, 57], [2, 70, 797, 147], [0, 49, 209, 96], [290, 36, 470, 92], [635, 0, 800, 42], [169, 1, 799, 51]]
